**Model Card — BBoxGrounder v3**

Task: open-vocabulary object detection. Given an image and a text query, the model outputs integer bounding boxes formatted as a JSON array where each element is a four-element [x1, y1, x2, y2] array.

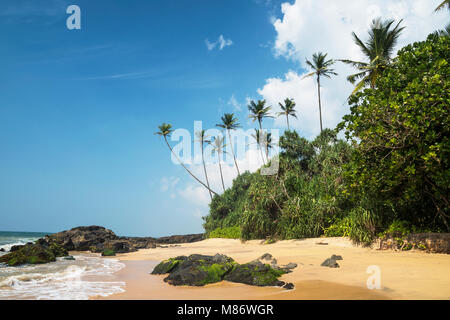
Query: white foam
[[0, 255, 126, 300]]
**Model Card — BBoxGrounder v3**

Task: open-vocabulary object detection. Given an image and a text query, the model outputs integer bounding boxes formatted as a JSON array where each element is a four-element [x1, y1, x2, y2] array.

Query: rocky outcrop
[[1, 226, 206, 267], [151, 253, 295, 289], [0, 242, 68, 266], [372, 233, 450, 254], [44, 226, 205, 254], [154, 234, 205, 244]]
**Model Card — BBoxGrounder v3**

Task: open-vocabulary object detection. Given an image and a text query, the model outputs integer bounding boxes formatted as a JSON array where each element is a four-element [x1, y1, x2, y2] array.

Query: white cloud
[[205, 35, 233, 51], [258, 0, 448, 138], [160, 176, 180, 192], [227, 94, 242, 111]]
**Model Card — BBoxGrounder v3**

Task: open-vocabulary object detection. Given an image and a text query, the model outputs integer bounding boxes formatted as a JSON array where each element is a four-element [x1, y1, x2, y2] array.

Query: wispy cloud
[[205, 35, 233, 51], [73, 70, 160, 81]]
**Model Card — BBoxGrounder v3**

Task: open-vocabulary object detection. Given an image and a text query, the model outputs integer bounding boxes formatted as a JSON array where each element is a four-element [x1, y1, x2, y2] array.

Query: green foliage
[[203, 33, 448, 244], [207, 226, 241, 239], [339, 33, 450, 231], [101, 249, 116, 256]]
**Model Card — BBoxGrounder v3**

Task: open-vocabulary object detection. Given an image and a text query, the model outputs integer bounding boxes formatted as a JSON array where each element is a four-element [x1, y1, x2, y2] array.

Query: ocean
[[0, 231, 126, 300]]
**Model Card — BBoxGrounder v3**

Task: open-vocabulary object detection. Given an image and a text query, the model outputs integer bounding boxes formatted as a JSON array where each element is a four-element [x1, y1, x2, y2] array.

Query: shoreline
[[92, 237, 450, 300]]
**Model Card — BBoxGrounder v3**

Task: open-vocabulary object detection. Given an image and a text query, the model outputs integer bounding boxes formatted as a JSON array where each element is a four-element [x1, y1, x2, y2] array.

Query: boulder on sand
[[152, 253, 293, 288], [321, 254, 343, 268]]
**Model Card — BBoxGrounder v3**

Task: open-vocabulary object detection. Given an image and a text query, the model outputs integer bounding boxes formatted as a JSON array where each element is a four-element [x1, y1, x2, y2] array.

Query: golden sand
[[94, 237, 450, 300]]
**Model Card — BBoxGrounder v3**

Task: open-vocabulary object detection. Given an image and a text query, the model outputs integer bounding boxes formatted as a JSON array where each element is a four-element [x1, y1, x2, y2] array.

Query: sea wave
[[0, 255, 126, 300]]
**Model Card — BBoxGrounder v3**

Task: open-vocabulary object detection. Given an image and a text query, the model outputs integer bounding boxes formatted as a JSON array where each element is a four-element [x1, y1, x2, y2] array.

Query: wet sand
[[94, 237, 450, 300]]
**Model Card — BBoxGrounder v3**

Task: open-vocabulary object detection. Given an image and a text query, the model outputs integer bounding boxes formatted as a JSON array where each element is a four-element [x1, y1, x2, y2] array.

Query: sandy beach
[[93, 237, 450, 300]]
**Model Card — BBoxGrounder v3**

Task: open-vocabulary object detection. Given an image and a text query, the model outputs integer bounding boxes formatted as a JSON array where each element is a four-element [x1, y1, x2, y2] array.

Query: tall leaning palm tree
[[156, 123, 217, 196], [304, 52, 337, 132], [217, 113, 241, 176], [435, 0, 450, 12], [340, 18, 405, 95], [277, 98, 297, 130], [251, 129, 267, 166], [211, 136, 226, 192], [195, 130, 213, 200], [248, 100, 273, 130]]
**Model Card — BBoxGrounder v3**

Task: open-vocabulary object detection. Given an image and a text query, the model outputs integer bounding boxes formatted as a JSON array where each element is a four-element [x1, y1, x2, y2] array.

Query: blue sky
[[0, 0, 446, 236]]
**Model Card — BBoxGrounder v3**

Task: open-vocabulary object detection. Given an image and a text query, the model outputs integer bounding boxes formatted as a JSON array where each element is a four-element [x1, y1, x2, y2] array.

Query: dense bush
[[203, 33, 448, 244], [339, 33, 450, 233]]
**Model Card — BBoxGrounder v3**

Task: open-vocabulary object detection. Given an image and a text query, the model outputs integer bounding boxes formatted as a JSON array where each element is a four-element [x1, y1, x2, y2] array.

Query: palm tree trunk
[[218, 153, 225, 193], [259, 142, 266, 166], [317, 76, 323, 132], [164, 136, 218, 196], [286, 114, 290, 130], [227, 129, 240, 176], [201, 145, 213, 200]]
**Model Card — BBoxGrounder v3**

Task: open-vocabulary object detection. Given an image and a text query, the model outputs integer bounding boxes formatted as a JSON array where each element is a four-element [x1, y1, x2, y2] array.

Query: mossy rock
[[49, 242, 69, 257], [63, 255, 76, 260], [160, 254, 236, 286], [152, 257, 186, 274], [0, 243, 56, 266], [101, 249, 116, 256], [152, 254, 287, 288], [224, 261, 285, 287]]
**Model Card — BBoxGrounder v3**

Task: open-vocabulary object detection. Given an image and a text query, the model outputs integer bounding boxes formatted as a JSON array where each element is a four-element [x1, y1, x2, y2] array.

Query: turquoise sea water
[[0, 231, 50, 252]]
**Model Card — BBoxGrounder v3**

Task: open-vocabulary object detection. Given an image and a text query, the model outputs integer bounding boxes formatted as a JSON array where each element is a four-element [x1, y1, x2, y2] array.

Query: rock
[[283, 283, 295, 290], [49, 226, 118, 251], [151, 256, 187, 274], [101, 249, 116, 256], [63, 255, 76, 260], [316, 242, 328, 245], [10, 245, 23, 252], [152, 253, 289, 288], [320, 255, 343, 268], [260, 253, 273, 261], [0, 248, 5, 252], [0, 243, 56, 266], [224, 260, 285, 287], [162, 254, 236, 286], [153, 233, 205, 244]]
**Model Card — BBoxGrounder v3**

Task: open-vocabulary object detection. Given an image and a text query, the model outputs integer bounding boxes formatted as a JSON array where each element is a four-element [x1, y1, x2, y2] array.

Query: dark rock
[[10, 245, 23, 252], [260, 253, 273, 261], [0, 248, 5, 252], [151, 256, 187, 274], [0, 243, 56, 266], [153, 233, 205, 245], [63, 255, 76, 260], [283, 283, 295, 290], [49, 226, 118, 251], [162, 254, 236, 286], [224, 260, 285, 287], [321, 255, 343, 268]]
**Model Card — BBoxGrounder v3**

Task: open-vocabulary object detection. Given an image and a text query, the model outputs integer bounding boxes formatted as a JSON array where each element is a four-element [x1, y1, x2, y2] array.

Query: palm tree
[[264, 132, 273, 162], [304, 52, 337, 132], [277, 98, 297, 130], [248, 100, 273, 130], [195, 130, 213, 200], [217, 113, 241, 176], [340, 18, 405, 94], [211, 136, 226, 192], [250, 129, 267, 166], [435, 0, 450, 12], [156, 123, 217, 196]]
